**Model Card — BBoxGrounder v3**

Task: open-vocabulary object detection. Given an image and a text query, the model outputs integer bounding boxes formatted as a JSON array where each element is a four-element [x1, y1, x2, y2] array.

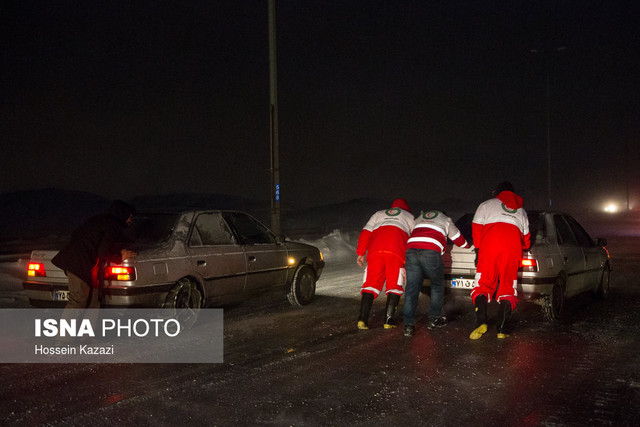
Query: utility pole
[[268, 0, 281, 236], [531, 45, 565, 209], [625, 138, 630, 210], [545, 50, 552, 209]]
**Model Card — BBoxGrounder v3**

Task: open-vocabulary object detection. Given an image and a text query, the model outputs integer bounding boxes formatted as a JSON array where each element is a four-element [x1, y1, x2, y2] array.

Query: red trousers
[[361, 252, 405, 298], [471, 248, 520, 310]]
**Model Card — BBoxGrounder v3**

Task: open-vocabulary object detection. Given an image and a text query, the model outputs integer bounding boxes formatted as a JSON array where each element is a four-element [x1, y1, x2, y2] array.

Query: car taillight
[[27, 262, 46, 277], [105, 266, 136, 281], [520, 258, 538, 272]]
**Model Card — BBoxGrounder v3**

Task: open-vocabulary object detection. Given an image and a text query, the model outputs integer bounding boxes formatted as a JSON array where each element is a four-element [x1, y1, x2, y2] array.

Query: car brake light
[[520, 258, 538, 272], [28, 262, 46, 277], [105, 266, 136, 281]]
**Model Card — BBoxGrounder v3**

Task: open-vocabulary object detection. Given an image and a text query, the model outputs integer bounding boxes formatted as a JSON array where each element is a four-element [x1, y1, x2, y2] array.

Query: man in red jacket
[[356, 198, 414, 330], [470, 182, 530, 339]]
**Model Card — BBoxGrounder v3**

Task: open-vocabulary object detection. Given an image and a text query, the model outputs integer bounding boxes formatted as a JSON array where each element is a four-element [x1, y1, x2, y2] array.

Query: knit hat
[[391, 198, 411, 212]]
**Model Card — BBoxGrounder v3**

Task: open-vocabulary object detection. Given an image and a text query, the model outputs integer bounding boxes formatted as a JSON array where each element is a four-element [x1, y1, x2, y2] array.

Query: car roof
[[135, 209, 247, 215]]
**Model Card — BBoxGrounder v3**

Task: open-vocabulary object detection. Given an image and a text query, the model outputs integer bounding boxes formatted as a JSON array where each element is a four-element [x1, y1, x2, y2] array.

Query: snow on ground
[[0, 257, 30, 307], [295, 229, 358, 264]]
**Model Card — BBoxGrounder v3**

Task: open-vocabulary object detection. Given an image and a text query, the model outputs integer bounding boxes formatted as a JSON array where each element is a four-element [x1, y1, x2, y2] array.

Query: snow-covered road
[[1, 223, 639, 425], [0, 257, 29, 308]]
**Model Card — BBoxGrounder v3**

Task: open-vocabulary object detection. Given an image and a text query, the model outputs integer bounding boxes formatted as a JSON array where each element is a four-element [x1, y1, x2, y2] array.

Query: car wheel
[[164, 278, 202, 309], [287, 265, 316, 306], [542, 275, 565, 323], [594, 264, 611, 300]]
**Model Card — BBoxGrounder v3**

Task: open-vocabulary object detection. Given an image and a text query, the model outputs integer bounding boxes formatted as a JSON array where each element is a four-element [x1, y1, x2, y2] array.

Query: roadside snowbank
[[294, 229, 357, 264]]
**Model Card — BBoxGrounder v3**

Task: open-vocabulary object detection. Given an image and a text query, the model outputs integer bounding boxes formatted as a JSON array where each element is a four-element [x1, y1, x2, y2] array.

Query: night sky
[[2, 0, 639, 211]]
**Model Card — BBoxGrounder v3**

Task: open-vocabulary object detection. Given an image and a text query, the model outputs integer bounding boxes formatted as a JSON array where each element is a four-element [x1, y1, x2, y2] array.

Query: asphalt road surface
[[1, 233, 639, 426]]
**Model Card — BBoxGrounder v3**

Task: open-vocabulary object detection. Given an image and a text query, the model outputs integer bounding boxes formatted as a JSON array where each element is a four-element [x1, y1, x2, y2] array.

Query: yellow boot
[[357, 292, 374, 330], [496, 301, 512, 339], [383, 293, 400, 329], [469, 323, 488, 340], [470, 295, 488, 339]]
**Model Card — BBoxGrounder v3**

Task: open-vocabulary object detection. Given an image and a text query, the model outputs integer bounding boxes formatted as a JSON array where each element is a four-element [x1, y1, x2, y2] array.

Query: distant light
[[288, 257, 296, 265], [603, 203, 618, 213]]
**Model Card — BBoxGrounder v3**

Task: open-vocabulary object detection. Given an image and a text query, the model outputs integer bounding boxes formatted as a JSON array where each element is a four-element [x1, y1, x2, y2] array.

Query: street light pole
[[545, 51, 552, 209], [625, 138, 630, 211], [531, 46, 565, 209], [268, 0, 281, 236]]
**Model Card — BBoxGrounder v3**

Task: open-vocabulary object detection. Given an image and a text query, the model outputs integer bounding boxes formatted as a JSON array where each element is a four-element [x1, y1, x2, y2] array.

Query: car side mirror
[[595, 238, 607, 247]]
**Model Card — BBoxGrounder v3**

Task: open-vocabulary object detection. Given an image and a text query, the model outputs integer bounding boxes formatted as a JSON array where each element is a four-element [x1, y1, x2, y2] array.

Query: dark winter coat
[[52, 200, 136, 285]]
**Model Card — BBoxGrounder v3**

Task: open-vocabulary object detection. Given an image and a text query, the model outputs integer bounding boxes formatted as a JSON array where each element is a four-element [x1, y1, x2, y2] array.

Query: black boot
[[496, 300, 512, 338], [384, 293, 400, 329], [469, 295, 488, 340], [474, 295, 488, 325], [357, 292, 374, 330]]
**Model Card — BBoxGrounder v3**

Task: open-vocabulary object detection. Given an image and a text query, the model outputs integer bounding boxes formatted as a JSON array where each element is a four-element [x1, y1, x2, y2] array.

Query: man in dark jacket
[[52, 200, 137, 308]]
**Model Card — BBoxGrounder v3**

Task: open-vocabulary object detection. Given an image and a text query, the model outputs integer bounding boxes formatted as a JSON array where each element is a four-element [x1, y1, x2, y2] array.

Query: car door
[[223, 212, 288, 293], [565, 214, 603, 290], [553, 214, 585, 297], [188, 212, 247, 299]]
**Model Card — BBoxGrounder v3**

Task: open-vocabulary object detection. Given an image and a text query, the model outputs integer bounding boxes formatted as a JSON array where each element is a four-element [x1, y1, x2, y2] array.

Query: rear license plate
[[54, 290, 70, 301], [451, 278, 475, 289]]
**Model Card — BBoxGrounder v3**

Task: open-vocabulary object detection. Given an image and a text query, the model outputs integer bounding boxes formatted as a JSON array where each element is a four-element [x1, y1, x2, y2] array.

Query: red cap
[[391, 198, 410, 212]]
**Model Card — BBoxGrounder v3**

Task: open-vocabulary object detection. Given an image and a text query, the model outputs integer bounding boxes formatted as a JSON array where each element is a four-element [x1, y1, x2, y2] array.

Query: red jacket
[[472, 191, 530, 252], [356, 199, 414, 262]]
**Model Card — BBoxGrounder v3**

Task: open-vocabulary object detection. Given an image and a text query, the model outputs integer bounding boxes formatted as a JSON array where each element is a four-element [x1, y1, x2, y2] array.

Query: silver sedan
[[24, 210, 325, 308], [442, 211, 611, 322]]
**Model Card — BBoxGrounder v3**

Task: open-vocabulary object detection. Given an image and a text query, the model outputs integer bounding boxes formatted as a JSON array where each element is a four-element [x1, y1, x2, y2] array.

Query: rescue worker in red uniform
[[470, 182, 530, 339], [356, 198, 414, 330]]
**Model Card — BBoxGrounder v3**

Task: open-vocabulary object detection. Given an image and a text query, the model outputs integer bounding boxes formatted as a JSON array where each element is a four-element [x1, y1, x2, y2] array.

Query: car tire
[[163, 278, 202, 309], [594, 264, 611, 300], [287, 265, 316, 306], [542, 275, 566, 323]]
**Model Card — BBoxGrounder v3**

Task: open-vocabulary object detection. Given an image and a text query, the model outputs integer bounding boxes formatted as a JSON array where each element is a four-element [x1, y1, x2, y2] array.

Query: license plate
[[451, 278, 475, 289], [54, 290, 70, 301]]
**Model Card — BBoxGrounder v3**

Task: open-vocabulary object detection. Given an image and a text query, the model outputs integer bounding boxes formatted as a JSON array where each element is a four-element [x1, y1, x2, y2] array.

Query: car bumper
[[441, 274, 555, 300], [23, 280, 174, 307]]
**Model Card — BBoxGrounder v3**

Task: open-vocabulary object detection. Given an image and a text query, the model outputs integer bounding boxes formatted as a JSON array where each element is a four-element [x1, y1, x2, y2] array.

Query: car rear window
[[455, 211, 543, 246], [528, 212, 544, 244], [454, 213, 474, 244], [122, 213, 179, 246]]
